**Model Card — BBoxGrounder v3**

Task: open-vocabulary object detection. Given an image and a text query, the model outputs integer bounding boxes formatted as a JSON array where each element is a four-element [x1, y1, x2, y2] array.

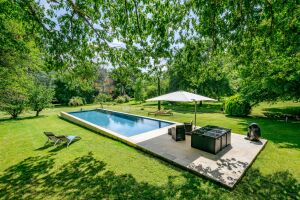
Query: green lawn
[[0, 102, 299, 199]]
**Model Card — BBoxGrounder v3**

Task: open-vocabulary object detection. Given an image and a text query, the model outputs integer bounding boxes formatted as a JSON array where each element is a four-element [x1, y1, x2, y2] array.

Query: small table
[[191, 125, 231, 154]]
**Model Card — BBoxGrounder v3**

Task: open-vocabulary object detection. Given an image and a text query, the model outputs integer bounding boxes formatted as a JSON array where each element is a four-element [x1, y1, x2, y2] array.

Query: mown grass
[[0, 101, 299, 199]]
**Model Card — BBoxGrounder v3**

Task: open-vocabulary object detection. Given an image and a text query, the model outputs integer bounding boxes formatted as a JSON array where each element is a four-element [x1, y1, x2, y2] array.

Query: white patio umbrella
[[146, 91, 217, 129]]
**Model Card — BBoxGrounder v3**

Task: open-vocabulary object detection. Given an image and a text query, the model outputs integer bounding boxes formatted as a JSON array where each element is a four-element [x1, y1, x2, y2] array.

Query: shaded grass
[[0, 101, 299, 199], [0, 152, 298, 200]]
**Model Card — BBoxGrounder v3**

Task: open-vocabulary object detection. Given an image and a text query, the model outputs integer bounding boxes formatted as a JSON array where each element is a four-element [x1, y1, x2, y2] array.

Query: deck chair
[[148, 109, 173, 116], [44, 132, 61, 146], [184, 120, 193, 135], [160, 109, 173, 116], [56, 135, 82, 147]]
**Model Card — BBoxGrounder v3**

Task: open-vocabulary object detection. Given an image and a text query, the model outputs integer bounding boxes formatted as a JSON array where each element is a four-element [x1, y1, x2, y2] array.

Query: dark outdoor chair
[[44, 132, 62, 146], [56, 135, 82, 147], [44, 132, 81, 147], [184, 121, 193, 135], [247, 123, 261, 141], [171, 125, 186, 141]]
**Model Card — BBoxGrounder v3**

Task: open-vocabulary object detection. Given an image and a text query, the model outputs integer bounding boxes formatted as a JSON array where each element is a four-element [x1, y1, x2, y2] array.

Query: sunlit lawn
[[0, 101, 299, 199]]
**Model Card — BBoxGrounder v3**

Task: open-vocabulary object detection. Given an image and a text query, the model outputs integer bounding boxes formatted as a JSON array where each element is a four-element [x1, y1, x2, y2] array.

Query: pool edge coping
[[59, 109, 179, 144]]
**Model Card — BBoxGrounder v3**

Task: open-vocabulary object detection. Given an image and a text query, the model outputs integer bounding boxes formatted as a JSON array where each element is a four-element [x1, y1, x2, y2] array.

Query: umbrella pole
[[194, 101, 197, 130]]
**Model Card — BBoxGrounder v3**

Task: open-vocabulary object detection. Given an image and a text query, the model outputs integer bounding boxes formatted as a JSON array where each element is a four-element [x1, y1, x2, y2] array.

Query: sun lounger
[[44, 132, 81, 147], [148, 109, 173, 116], [56, 135, 81, 147], [44, 132, 62, 146]]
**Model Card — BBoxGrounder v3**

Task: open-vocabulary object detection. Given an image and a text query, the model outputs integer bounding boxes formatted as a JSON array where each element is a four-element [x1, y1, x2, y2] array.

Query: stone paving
[[134, 130, 267, 188]]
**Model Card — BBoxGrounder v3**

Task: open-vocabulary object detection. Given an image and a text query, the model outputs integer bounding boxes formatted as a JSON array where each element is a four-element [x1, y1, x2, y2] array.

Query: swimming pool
[[68, 109, 174, 137]]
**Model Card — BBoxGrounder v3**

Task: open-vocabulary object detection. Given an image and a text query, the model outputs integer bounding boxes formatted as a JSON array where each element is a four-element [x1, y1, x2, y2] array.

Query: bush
[[94, 93, 112, 103], [263, 112, 285, 119], [224, 95, 251, 116], [115, 96, 126, 103], [263, 112, 300, 120], [0, 90, 28, 119], [123, 95, 131, 102], [68, 96, 86, 106]]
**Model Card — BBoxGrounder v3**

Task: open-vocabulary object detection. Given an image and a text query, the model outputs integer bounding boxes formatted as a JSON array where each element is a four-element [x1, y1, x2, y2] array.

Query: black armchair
[[184, 121, 193, 135], [172, 125, 186, 141]]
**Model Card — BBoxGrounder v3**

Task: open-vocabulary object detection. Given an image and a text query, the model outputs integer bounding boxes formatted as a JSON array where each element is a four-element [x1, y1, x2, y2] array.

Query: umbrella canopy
[[146, 91, 216, 102], [146, 91, 217, 129]]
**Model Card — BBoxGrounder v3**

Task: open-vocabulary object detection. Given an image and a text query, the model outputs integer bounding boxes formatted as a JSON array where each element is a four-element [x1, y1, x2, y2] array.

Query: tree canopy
[[0, 0, 299, 110]]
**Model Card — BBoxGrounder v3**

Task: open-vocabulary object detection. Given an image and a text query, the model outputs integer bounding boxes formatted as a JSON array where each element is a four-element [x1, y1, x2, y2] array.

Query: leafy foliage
[[28, 84, 54, 116], [223, 1, 300, 103], [109, 66, 138, 97], [134, 78, 146, 102], [115, 96, 127, 104], [169, 39, 232, 99], [224, 95, 251, 117], [54, 79, 97, 105], [0, 0, 299, 110], [0, 89, 28, 119], [94, 93, 112, 104], [68, 97, 86, 107], [0, 0, 46, 118]]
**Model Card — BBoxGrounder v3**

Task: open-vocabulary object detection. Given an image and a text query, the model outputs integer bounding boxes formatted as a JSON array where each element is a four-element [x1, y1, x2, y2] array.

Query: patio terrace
[[133, 127, 267, 188]]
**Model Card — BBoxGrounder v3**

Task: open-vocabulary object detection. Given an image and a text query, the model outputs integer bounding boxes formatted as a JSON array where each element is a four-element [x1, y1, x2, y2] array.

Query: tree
[[0, 64, 32, 119], [29, 84, 54, 116], [169, 39, 232, 99], [134, 77, 146, 103], [2, 0, 298, 107], [224, 1, 300, 103], [0, 89, 28, 119], [0, 2, 40, 118], [110, 65, 141, 97]]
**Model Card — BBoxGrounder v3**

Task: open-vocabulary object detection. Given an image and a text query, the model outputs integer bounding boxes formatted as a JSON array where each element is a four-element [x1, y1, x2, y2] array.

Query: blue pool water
[[69, 109, 174, 137]]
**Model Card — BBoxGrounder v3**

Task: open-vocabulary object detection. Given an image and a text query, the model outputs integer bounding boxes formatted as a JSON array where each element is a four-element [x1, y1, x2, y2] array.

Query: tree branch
[[66, 0, 108, 44], [27, 2, 51, 33], [134, 0, 142, 37]]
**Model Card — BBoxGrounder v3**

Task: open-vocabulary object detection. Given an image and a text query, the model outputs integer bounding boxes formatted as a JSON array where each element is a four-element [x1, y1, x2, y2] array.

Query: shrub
[[123, 94, 131, 102], [263, 112, 285, 119], [115, 96, 126, 103], [68, 96, 85, 106], [224, 95, 251, 116], [263, 112, 300, 120], [0, 90, 28, 119], [94, 93, 112, 103]]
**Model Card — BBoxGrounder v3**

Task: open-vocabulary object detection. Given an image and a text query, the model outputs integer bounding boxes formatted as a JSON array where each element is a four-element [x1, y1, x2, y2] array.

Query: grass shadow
[[226, 115, 300, 149], [48, 140, 81, 152], [0, 153, 298, 199], [0, 115, 47, 123], [35, 143, 53, 151], [263, 106, 300, 115]]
